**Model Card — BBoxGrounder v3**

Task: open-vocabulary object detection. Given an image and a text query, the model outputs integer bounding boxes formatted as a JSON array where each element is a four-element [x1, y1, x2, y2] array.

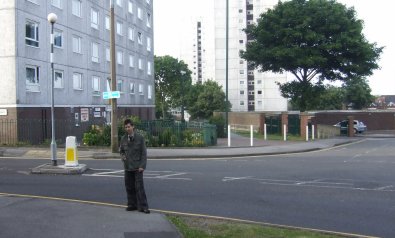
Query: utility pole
[[110, 0, 118, 153], [225, 0, 229, 136]]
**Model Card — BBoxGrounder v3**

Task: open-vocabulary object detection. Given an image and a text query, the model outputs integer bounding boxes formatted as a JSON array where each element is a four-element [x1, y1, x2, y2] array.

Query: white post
[[306, 125, 309, 141], [250, 125, 253, 147], [283, 124, 287, 141], [312, 125, 315, 140], [228, 124, 231, 147], [264, 124, 267, 140]]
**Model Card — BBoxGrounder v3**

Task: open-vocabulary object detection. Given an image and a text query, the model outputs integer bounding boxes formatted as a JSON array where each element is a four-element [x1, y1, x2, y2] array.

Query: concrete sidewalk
[[0, 194, 181, 238]]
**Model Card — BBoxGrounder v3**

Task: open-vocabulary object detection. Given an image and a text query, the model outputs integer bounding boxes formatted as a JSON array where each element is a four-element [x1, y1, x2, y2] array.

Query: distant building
[[214, 0, 287, 112], [0, 0, 155, 123], [374, 95, 395, 109]]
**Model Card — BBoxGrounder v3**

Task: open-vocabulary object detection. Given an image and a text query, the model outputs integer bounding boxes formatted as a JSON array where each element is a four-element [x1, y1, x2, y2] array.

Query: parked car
[[334, 120, 367, 134]]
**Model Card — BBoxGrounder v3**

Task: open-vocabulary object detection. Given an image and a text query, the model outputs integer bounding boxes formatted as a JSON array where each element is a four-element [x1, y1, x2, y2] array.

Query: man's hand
[[121, 154, 126, 161], [138, 168, 144, 172]]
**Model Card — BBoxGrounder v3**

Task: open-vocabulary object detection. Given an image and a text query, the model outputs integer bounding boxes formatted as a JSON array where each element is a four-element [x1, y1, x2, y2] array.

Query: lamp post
[[110, 0, 118, 153], [47, 13, 58, 166], [225, 0, 229, 138], [180, 70, 186, 122]]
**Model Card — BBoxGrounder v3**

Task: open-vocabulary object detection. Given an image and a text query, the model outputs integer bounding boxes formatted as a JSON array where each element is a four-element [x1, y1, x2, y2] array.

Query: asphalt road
[[1, 138, 394, 237]]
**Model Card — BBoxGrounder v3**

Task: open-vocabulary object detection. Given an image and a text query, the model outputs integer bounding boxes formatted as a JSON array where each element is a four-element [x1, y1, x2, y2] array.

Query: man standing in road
[[120, 118, 150, 214]]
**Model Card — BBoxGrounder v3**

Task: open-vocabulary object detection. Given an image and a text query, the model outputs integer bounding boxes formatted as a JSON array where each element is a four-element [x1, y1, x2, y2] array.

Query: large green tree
[[186, 81, 230, 120], [343, 77, 374, 109], [241, 0, 383, 111], [154, 56, 192, 119]]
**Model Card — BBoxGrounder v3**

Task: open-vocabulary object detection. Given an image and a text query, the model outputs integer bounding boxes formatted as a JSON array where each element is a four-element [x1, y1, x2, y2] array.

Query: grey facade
[[0, 0, 155, 123]]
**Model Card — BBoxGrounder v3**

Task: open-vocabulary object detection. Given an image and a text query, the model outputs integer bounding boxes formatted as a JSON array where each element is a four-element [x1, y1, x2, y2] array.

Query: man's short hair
[[124, 118, 134, 126]]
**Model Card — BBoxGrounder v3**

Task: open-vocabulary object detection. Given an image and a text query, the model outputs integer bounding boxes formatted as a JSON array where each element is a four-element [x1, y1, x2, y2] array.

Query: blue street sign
[[103, 91, 120, 99]]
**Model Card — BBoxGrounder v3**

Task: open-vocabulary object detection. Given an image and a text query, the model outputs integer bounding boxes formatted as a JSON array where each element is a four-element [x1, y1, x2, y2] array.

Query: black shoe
[[139, 209, 150, 214], [126, 206, 137, 211]]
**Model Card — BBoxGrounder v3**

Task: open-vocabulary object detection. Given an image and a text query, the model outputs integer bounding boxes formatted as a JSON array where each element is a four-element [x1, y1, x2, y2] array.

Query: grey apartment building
[[0, 0, 154, 142]]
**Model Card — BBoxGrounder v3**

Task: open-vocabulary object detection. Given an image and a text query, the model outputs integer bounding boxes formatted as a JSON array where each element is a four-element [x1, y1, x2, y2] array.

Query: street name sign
[[103, 91, 120, 99]]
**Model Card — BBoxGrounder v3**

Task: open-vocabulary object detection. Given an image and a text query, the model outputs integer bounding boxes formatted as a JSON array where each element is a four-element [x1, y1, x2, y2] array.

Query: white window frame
[[91, 8, 99, 29], [54, 70, 64, 88], [116, 21, 123, 36], [116, 0, 122, 7], [73, 73, 83, 90], [146, 37, 151, 51], [51, 0, 62, 9], [146, 12, 151, 28], [106, 48, 110, 62], [91, 42, 99, 63], [92, 76, 100, 92], [54, 29, 63, 48], [240, 101, 244, 106], [138, 84, 144, 94], [138, 58, 143, 70], [27, 0, 38, 4], [137, 32, 142, 44], [129, 55, 134, 67], [25, 20, 39, 47], [128, 1, 133, 14], [26, 65, 40, 92], [72, 0, 82, 17], [117, 51, 123, 65], [137, 7, 142, 19], [117, 79, 123, 91], [147, 61, 151, 75], [148, 85, 152, 99], [130, 82, 135, 94], [105, 16, 110, 30], [128, 27, 134, 41], [72, 35, 82, 53]]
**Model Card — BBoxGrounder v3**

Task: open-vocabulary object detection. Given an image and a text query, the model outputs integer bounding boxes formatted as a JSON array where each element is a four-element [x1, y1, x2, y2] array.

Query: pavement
[[1, 131, 394, 238]]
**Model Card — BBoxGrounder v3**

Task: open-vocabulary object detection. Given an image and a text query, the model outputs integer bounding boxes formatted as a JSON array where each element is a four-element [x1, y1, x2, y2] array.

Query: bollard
[[65, 136, 78, 167]]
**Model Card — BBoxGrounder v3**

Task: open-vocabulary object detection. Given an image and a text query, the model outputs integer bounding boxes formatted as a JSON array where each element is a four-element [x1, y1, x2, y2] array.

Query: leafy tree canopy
[[241, 0, 383, 111]]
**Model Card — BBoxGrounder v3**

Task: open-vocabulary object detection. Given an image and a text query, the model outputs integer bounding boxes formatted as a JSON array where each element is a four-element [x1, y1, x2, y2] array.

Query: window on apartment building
[[51, 0, 62, 9], [117, 51, 123, 65], [130, 83, 135, 94], [239, 40, 243, 44], [72, 0, 82, 17], [147, 61, 151, 75], [129, 55, 134, 67], [239, 9, 243, 13], [92, 76, 100, 92], [249, 101, 255, 106], [240, 90, 244, 95], [128, 27, 134, 41], [257, 101, 262, 106], [54, 70, 63, 88], [240, 101, 244, 106], [257, 90, 262, 95], [239, 70, 244, 74], [91, 42, 99, 63], [146, 13, 151, 28], [146, 37, 151, 51], [248, 81, 254, 85], [26, 66, 40, 91], [138, 58, 143, 70], [25, 21, 39, 47], [148, 85, 152, 99], [248, 91, 254, 95], [106, 48, 110, 62], [91, 9, 99, 29], [137, 8, 142, 19], [117, 80, 123, 91], [240, 80, 244, 85], [116, 21, 123, 35], [239, 60, 244, 64], [137, 32, 142, 44], [128, 1, 133, 14], [73, 73, 83, 90], [138, 84, 144, 94], [117, 0, 122, 7], [72, 36, 81, 53], [54, 30, 62, 48], [105, 16, 110, 30]]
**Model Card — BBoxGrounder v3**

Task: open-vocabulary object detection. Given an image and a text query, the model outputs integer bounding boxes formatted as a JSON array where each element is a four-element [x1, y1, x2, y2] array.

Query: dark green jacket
[[119, 133, 147, 171]]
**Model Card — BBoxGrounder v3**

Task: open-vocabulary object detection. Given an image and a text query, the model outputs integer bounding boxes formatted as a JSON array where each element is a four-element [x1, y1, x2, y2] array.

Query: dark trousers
[[124, 170, 148, 209]]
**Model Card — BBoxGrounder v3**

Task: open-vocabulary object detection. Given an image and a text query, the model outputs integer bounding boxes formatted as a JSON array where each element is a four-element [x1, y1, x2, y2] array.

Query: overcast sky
[[153, 0, 394, 95]]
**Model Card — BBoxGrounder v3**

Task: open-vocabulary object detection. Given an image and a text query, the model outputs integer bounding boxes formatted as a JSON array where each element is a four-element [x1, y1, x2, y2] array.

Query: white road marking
[[83, 169, 192, 180], [222, 176, 251, 182]]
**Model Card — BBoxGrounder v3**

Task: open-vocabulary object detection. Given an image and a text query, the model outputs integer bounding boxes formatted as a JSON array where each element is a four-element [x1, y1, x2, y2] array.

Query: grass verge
[[168, 215, 345, 238]]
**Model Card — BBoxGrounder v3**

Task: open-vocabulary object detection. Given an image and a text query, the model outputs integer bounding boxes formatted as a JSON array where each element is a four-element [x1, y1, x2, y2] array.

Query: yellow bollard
[[65, 136, 78, 167]]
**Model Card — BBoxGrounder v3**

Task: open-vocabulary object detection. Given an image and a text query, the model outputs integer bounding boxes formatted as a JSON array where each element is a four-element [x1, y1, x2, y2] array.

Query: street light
[[180, 70, 186, 122], [47, 13, 58, 166]]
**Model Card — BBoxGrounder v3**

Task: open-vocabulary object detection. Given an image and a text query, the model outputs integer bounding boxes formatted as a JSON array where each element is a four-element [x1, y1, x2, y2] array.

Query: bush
[[209, 115, 225, 138]]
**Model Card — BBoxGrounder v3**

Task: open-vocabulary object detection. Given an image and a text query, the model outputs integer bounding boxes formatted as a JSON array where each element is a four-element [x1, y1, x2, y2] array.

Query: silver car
[[334, 120, 367, 134]]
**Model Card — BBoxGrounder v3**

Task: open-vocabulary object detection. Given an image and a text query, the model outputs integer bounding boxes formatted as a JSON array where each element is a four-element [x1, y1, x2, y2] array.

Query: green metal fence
[[265, 115, 281, 134], [288, 114, 300, 135]]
